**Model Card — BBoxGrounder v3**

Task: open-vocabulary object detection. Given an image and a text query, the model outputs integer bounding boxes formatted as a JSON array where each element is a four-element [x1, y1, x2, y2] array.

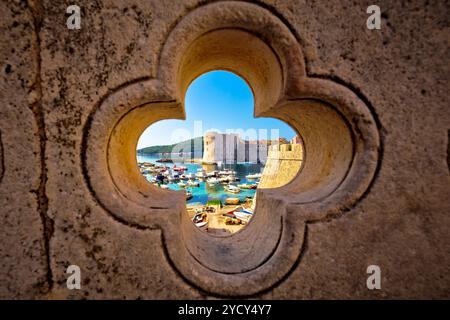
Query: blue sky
[[137, 71, 296, 149]]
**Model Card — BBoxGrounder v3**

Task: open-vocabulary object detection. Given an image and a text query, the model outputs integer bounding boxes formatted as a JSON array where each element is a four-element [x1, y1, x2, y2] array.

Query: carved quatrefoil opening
[[82, 1, 380, 296], [136, 70, 303, 236]]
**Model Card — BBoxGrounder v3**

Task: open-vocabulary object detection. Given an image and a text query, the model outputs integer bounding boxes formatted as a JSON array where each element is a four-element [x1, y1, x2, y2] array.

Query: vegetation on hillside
[[137, 137, 204, 155]]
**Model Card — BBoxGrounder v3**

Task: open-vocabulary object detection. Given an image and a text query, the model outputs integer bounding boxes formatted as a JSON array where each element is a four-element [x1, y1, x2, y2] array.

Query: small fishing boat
[[192, 212, 208, 227], [178, 182, 186, 188], [238, 183, 257, 189], [207, 177, 220, 185], [224, 216, 242, 225], [246, 173, 262, 179], [206, 171, 218, 177], [186, 190, 193, 200], [218, 169, 237, 176], [238, 208, 253, 215], [219, 177, 230, 183], [195, 169, 206, 178], [225, 185, 241, 194], [233, 211, 252, 221], [187, 180, 200, 187], [225, 197, 240, 205]]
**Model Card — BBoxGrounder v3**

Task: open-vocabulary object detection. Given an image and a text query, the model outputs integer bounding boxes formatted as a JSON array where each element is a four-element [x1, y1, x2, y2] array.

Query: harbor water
[[137, 155, 263, 205]]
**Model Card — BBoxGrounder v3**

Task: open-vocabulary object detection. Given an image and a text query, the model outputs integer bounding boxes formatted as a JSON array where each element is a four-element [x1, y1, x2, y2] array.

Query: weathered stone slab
[[0, 0, 448, 299]]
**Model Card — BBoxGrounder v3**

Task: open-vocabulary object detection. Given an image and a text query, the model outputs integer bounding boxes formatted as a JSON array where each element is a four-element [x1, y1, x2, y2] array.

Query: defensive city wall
[[259, 143, 303, 189]]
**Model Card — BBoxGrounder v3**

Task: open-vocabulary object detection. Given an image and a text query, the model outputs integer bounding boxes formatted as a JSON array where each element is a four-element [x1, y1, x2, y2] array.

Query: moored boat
[[192, 212, 208, 227], [207, 177, 220, 185], [224, 185, 241, 194], [187, 180, 200, 187], [246, 173, 262, 179], [233, 211, 252, 221], [218, 170, 234, 176], [225, 197, 240, 205], [195, 169, 206, 178], [238, 183, 257, 189], [206, 170, 218, 177]]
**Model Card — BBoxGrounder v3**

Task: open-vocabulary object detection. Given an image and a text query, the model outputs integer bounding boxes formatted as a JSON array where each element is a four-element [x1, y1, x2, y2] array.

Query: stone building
[[0, 0, 449, 299], [290, 135, 302, 145], [259, 143, 303, 189], [202, 131, 270, 164]]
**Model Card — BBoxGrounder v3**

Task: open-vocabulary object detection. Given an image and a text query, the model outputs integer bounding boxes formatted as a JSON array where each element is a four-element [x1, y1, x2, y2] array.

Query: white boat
[[207, 177, 220, 185], [192, 212, 208, 227], [234, 211, 252, 221], [206, 171, 218, 177], [195, 221, 207, 227], [218, 169, 237, 176], [160, 184, 169, 189], [225, 185, 241, 194], [178, 182, 186, 188], [238, 183, 257, 189], [186, 190, 193, 200], [195, 170, 206, 178], [187, 180, 200, 187], [246, 173, 262, 179]]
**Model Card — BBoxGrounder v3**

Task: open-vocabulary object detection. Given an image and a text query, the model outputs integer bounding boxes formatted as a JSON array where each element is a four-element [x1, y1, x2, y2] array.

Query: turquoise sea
[[137, 155, 263, 205]]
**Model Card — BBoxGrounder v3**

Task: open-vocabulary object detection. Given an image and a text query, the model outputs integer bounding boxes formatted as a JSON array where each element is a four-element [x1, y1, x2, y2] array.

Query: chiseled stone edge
[[81, 1, 381, 296]]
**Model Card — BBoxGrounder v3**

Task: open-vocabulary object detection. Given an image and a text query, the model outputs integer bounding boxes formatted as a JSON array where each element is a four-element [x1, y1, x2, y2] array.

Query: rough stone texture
[[0, 0, 449, 299], [0, 0, 49, 299], [259, 143, 303, 189]]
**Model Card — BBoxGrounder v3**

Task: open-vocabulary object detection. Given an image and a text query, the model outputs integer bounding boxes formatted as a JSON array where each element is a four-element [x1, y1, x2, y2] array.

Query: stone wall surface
[[0, 0, 449, 299], [259, 144, 303, 189]]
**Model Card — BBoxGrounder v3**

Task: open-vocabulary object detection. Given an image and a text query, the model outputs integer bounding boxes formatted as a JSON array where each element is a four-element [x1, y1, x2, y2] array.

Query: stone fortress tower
[[258, 139, 303, 189]]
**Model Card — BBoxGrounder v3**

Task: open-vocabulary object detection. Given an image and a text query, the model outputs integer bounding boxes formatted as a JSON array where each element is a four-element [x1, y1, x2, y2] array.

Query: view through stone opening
[[83, 4, 379, 293], [136, 71, 303, 235]]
